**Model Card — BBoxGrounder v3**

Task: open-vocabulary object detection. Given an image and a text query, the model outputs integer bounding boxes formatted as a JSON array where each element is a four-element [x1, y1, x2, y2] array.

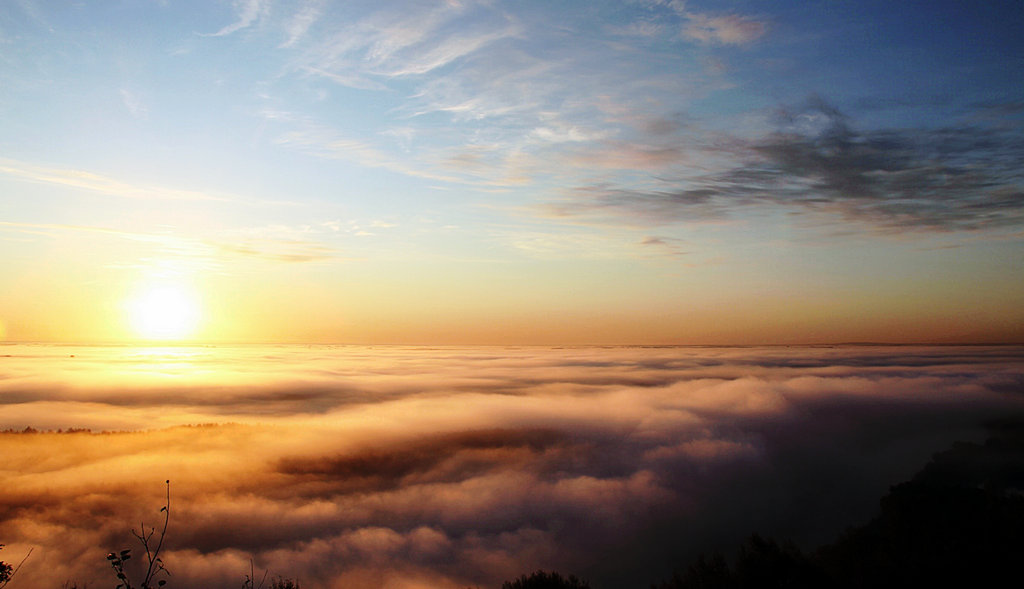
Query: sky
[[0, 0, 1022, 344], [2, 343, 1024, 588]]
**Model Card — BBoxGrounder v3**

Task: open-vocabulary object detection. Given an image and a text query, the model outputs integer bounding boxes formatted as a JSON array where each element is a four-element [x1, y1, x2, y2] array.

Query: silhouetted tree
[[734, 535, 823, 589], [502, 570, 591, 589], [240, 556, 300, 588], [651, 553, 733, 589], [0, 548, 11, 587], [816, 423, 1024, 589], [0, 543, 31, 589], [653, 536, 823, 589]]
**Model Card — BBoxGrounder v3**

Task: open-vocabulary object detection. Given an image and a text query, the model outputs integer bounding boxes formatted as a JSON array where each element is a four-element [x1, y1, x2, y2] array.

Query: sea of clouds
[[1, 344, 1023, 588]]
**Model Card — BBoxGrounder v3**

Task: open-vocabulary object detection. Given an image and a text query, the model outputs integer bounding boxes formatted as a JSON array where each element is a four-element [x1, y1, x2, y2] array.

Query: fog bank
[[1, 344, 1022, 588]]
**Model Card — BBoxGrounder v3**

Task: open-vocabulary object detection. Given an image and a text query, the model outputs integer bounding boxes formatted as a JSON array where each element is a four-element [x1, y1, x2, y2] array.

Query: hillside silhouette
[[653, 420, 1024, 589]]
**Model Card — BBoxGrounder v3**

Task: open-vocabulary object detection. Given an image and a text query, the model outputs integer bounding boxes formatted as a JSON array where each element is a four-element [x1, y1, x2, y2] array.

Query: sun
[[127, 284, 201, 341]]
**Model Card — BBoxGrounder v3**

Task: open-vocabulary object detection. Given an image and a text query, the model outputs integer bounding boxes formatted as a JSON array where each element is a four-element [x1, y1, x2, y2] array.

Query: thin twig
[[10, 547, 32, 579], [142, 480, 171, 588]]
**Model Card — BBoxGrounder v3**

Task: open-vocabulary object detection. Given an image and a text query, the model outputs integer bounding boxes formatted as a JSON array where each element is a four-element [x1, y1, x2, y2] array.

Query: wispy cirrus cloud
[[290, 1, 519, 87], [0, 220, 199, 249], [616, 1, 768, 46], [204, 0, 270, 37], [0, 220, 339, 265], [380, 24, 521, 77], [211, 223, 341, 263], [272, 123, 464, 184], [252, 2, 734, 195], [0, 159, 228, 201], [280, 0, 324, 48], [119, 88, 148, 119], [681, 12, 767, 45], [210, 239, 336, 263]]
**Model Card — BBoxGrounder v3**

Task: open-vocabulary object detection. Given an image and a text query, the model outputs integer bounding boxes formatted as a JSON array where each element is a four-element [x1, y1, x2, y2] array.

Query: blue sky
[[0, 0, 1022, 343]]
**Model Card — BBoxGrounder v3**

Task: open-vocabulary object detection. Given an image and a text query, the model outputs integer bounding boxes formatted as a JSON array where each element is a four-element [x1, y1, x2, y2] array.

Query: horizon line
[[3, 339, 1023, 348]]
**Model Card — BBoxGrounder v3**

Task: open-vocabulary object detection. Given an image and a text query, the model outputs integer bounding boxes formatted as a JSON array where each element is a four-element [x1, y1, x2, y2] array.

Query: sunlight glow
[[126, 284, 201, 340]]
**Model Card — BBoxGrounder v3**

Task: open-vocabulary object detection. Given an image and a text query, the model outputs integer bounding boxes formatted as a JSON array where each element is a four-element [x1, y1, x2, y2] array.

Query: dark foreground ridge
[[653, 419, 1024, 589]]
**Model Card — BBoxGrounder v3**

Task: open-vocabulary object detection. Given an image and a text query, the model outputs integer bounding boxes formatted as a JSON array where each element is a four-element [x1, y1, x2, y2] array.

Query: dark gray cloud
[[554, 97, 1024, 232]]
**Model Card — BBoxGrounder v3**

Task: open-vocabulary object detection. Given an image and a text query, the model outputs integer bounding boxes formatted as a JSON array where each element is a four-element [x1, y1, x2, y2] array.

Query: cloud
[[568, 140, 687, 171], [607, 20, 666, 39], [119, 89, 148, 119], [681, 12, 767, 45], [273, 124, 464, 183], [205, 0, 269, 37], [380, 25, 520, 77], [280, 1, 323, 48], [499, 228, 664, 259], [210, 239, 336, 263], [1, 345, 1023, 588], [0, 159, 228, 201], [638, 235, 689, 257], [618, 1, 767, 46], [255, 3, 734, 192], [0, 221, 217, 268], [549, 97, 1024, 232], [292, 2, 518, 87], [0, 221, 338, 267]]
